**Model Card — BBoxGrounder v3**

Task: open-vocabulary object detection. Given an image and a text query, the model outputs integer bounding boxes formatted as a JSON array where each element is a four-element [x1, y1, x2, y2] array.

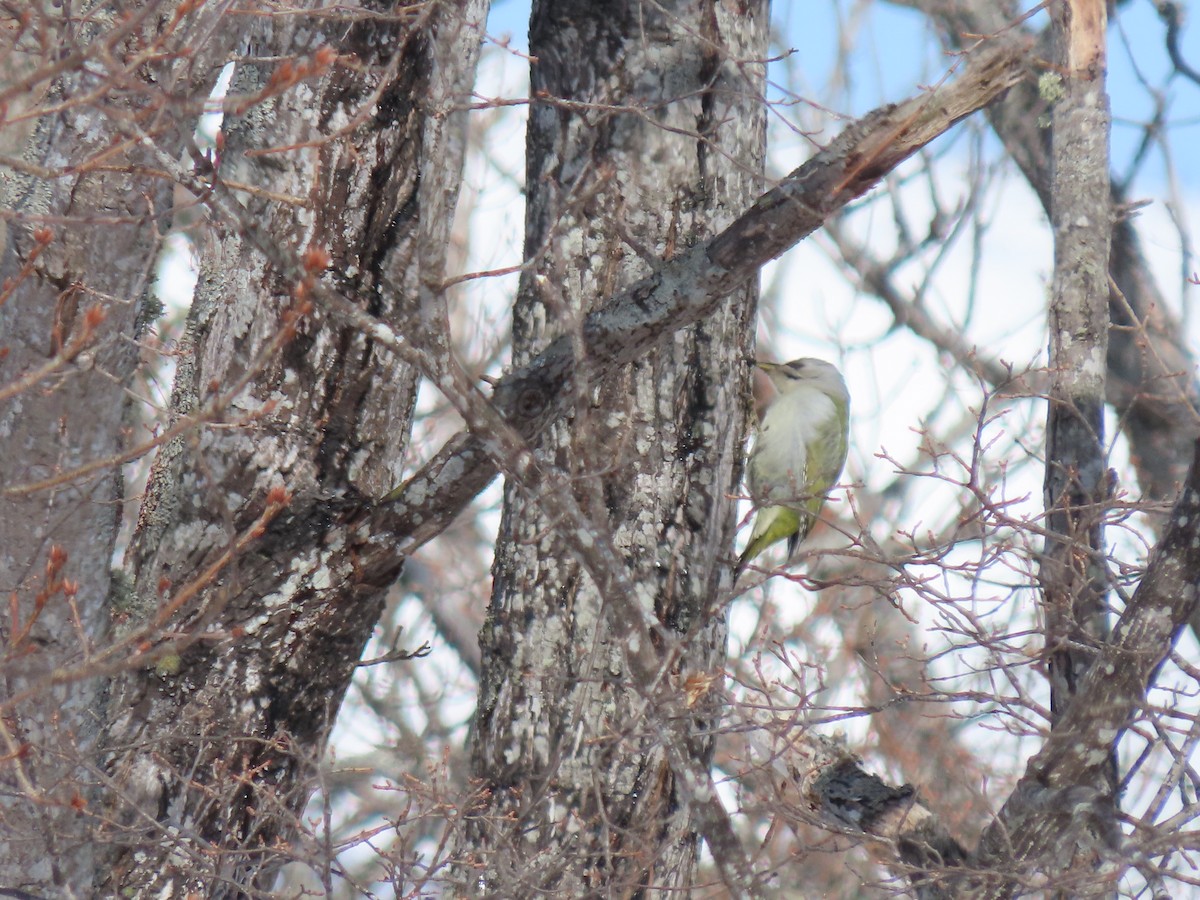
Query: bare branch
[[378, 37, 1030, 562], [972, 441, 1200, 897]]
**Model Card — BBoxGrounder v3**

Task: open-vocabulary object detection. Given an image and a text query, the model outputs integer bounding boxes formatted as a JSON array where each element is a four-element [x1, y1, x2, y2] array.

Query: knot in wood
[[516, 387, 546, 419]]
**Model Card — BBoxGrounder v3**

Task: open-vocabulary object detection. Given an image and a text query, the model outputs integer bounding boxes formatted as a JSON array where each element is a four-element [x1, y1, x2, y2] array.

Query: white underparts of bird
[[735, 358, 850, 576]]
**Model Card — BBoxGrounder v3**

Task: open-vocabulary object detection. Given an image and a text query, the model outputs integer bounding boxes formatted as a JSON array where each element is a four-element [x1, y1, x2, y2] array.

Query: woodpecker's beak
[[755, 360, 778, 372]]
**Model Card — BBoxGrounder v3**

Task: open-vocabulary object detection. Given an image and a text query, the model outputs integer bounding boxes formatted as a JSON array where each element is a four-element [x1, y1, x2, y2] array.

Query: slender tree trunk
[[460, 1, 767, 894], [1043, 0, 1112, 717], [1040, 1, 1115, 891]]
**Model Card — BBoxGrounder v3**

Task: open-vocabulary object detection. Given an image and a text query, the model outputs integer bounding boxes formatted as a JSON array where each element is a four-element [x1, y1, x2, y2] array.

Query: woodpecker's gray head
[[757, 357, 849, 404]]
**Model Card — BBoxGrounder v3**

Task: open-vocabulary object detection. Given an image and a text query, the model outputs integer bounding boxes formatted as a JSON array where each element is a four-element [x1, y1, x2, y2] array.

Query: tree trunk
[[1040, 1, 1116, 891], [1, 2, 487, 895], [0, 3, 240, 891], [460, 1, 767, 894]]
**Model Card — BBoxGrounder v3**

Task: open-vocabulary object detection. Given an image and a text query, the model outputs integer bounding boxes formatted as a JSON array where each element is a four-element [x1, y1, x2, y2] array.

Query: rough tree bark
[[0, 8, 1030, 892], [1040, 0, 1116, 889], [97, 3, 488, 894], [11, 2, 1160, 894], [2, 1, 487, 896], [0, 3, 241, 891], [457, 0, 767, 894], [1042, 0, 1113, 732]]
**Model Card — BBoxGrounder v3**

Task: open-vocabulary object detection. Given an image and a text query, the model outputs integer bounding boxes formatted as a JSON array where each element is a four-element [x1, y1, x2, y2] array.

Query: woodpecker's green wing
[[800, 393, 850, 516], [736, 393, 849, 575]]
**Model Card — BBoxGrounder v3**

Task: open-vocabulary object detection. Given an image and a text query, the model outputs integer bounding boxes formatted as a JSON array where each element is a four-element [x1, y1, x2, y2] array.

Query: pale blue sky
[[482, 0, 1200, 192]]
